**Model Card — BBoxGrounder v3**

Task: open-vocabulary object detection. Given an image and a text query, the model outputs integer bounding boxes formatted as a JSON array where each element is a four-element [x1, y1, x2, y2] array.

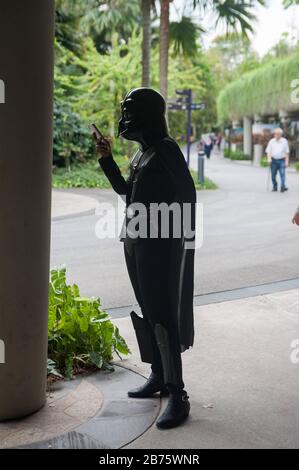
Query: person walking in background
[[266, 128, 289, 192], [216, 133, 222, 151], [292, 206, 299, 225], [202, 134, 213, 159]]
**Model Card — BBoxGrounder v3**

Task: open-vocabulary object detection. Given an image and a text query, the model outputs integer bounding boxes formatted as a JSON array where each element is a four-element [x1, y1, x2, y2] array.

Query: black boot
[[128, 372, 168, 398], [156, 390, 190, 429]]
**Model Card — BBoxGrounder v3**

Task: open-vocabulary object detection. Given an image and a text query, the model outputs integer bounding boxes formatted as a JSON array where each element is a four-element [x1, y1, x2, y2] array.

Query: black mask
[[117, 87, 168, 145]]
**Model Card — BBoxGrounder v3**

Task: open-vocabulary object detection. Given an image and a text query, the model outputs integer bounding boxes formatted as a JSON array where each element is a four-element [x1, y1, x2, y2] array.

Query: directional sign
[[176, 96, 190, 104], [190, 103, 206, 110], [168, 92, 206, 168], [167, 103, 187, 111]]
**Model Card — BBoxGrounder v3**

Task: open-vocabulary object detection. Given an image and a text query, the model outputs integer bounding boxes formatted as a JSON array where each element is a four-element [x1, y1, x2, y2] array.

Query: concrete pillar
[[243, 116, 252, 157], [253, 144, 264, 166], [0, 1, 54, 420]]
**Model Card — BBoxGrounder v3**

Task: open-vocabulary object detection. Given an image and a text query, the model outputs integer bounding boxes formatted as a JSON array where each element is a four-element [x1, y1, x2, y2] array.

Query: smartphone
[[90, 123, 104, 141]]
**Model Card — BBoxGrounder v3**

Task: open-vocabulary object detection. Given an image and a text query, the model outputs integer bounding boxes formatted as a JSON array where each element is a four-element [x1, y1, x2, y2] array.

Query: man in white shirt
[[266, 128, 290, 192]]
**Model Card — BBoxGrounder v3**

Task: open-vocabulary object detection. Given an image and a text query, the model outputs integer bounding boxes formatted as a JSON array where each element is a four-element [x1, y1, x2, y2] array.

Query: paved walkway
[[0, 366, 159, 449], [6, 153, 299, 448], [114, 287, 299, 449], [51, 189, 98, 219], [51, 148, 299, 307]]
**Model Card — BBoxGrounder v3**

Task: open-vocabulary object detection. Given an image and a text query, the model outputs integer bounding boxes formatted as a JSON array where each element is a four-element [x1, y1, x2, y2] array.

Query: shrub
[[48, 267, 130, 379], [260, 157, 269, 167], [223, 148, 251, 161], [52, 156, 130, 189], [217, 53, 299, 122], [190, 170, 218, 190]]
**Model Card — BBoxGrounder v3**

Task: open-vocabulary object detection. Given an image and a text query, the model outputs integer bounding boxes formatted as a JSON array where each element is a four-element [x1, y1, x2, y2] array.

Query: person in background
[[266, 128, 289, 192], [202, 134, 213, 159], [292, 206, 299, 225], [216, 133, 222, 151]]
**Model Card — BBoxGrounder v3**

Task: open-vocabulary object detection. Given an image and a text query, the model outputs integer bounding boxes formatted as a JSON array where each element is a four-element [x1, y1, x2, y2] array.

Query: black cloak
[[99, 135, 196, 351]]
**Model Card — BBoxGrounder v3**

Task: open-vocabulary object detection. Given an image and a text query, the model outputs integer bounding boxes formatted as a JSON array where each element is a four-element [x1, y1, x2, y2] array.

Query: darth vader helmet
[[117, 87, 168, 143]]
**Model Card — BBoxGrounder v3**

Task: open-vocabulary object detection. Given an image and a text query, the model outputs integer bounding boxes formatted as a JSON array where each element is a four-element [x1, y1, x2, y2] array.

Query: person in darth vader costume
[[95, 87, 196, 429]]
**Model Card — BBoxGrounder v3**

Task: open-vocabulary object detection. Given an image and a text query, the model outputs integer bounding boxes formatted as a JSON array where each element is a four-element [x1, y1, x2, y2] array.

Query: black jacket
[[99, 136, 196, 350]]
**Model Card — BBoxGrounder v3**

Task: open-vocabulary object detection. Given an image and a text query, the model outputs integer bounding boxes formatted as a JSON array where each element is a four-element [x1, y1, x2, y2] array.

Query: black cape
[[99, 136, 196, 351]]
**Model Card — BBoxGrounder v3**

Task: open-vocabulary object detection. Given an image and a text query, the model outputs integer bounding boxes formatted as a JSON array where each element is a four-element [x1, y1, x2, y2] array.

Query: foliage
[[52, 155, 130, 188], [80, 0, 142, 53], [48, 267, 130, 379], [283, 0, 299, 7], [260, 157, 269, 167], [47, 358, 63, 378], [205, 32, 259, 93], [53, 154, 216, 190], [54, 39, 96, 165], [217, 52, 299, 123], [170, 16, 204, 57], [295, 162, 299, 172], [191, 171, 218, 190], [223, 148, 251, 160], [193, 0, 265, 36]]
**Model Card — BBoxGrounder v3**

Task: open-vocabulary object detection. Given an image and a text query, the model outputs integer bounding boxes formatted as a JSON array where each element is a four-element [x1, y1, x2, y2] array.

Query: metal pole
[[186, 89, 192, 167], [0, 0, 54, 421]]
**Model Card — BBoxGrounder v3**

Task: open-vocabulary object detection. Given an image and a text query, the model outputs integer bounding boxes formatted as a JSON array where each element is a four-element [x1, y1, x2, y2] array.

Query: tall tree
[[81, 0, 141, 53], [159, 0, 264, 101], [141, 0, 153, 86], [159, 0, 172, 98]]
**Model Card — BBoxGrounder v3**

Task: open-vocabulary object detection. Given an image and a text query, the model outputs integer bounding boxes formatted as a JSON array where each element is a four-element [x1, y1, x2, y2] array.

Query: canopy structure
[[0, 0, 54, 420]]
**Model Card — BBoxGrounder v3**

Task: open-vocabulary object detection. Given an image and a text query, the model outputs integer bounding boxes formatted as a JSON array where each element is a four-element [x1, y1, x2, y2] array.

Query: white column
[[243, 116, 252, 157], [0, 0, 54, 420]]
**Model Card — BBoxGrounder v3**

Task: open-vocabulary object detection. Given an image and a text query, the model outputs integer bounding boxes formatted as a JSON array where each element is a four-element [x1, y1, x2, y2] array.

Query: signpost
[[167, 89, 205, 167]]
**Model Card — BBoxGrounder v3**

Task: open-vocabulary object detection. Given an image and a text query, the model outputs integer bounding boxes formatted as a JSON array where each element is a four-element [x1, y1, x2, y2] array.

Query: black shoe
[[272, 187, 277, 192], [281, 187, 288, 192], [128, 372, 168, 398], [156, 391, 190, 429]]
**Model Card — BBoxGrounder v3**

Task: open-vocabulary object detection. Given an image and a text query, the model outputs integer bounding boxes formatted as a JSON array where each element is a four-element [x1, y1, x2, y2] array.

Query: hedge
[[217, 53, 299, 123]]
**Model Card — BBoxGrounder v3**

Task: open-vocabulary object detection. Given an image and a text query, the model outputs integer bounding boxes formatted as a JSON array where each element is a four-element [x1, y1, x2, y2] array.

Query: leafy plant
[[48, 266, 130, 379], [190, 170, 218, 190], [217, 52, 299, 123], [52, 156, 130, 188], [260, 156, 269, 167], [223, 148, 251, 160], [47, 358, 63, 378]]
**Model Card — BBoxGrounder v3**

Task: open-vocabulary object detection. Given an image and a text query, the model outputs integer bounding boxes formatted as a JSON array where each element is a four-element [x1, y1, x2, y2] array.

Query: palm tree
[[81, 0, 141, 53], [158, 0, 265, 100], [141, 0, 154, 86], [159, 0, 172, 99]]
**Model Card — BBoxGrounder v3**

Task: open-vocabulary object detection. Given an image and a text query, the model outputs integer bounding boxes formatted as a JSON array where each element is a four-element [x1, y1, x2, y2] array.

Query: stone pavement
[[114, 287, 299, 449], [2, 287, 298, 449], [51, 189, 98, 219], [50, 150, 299, 305], [0, 366, 159, 449]]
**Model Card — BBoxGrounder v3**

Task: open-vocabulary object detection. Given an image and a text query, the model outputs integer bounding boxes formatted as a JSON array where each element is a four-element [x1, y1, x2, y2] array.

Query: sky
[[170, 0, 299, 57]]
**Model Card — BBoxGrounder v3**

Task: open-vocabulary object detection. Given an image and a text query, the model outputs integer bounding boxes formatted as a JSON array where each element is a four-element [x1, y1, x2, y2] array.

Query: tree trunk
[[141, 0, 151, 87], [159, 0, 170, 100]]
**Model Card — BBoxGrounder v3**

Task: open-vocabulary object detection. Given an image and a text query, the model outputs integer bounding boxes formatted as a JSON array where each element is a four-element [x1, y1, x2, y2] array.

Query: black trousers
[[124, 237, 184, 390]]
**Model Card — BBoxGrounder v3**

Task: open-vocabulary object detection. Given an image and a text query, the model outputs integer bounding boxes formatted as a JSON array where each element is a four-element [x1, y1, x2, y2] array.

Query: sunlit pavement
[[49, 150, 299, 448], [114, 288, 299, 449], [51, 147, 299, 309]]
